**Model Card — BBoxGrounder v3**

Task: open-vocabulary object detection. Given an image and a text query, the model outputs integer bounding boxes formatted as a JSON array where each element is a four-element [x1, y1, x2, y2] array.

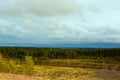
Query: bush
[[21, 56, 35, 75], [0, 53, 11, 72], [0, 53, 35, 75]]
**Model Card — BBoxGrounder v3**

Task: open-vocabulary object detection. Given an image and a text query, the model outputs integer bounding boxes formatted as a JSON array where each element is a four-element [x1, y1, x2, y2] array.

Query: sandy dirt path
[[94, 70, 120, 80]]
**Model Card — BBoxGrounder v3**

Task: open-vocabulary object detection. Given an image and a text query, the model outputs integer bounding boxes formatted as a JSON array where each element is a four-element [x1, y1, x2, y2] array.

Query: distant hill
[[0, 42, 120, 48]]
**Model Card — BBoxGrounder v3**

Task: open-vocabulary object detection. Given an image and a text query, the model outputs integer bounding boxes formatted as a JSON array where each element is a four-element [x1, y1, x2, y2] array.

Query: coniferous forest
[[0, 47, 120, 64]]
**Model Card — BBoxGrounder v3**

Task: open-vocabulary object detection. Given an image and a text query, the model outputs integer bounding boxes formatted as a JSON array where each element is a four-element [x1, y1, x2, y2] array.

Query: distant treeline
[[0, 47, 120, 61]]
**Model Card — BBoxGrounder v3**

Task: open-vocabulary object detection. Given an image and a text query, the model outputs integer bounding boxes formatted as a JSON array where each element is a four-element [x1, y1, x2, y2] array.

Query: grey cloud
[[0, 0, 81, 17], [0, 0, 120, 44], [25, 0, 81, 16], [0, 0, 24, 17]]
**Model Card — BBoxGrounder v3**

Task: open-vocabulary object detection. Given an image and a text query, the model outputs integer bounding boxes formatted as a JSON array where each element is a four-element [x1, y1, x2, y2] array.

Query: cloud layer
[[0, 0, 120, 44]]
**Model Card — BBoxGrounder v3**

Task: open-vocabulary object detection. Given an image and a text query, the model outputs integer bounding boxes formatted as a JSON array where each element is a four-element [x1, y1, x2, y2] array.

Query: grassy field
[[0, 73, 44, 80], [0, 66, 120, 80], [33, 66, 120, 80], [38, 59, 120, 70], [0, 47, 120, 80], [0, 54, 120, 80]]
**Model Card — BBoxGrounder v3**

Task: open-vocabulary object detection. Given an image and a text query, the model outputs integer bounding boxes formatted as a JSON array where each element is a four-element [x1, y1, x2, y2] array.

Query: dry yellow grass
[[0, 73, 44, 80], [1, 66, 120, 80], [0, 54, 120, 80], [33, 66, 104, 80]]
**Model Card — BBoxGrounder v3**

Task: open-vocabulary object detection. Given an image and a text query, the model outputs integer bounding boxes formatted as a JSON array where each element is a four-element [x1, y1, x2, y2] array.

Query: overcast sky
[[0, 0, 120, 45]]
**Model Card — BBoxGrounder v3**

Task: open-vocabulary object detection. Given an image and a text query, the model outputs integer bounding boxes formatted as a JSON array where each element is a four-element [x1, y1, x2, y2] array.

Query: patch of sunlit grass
[[34, 66, 103, 80]]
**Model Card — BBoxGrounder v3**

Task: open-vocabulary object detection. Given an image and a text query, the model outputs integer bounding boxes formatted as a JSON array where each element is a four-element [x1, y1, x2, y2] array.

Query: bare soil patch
[[94, 70, 120, 80]]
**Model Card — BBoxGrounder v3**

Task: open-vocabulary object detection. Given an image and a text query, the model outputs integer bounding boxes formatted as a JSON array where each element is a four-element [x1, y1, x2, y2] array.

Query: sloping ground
[[0, 73, 44, 80], [0, 73, 101, 80], [38, 59, 120, 71], [0, 67, 120, 80]]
